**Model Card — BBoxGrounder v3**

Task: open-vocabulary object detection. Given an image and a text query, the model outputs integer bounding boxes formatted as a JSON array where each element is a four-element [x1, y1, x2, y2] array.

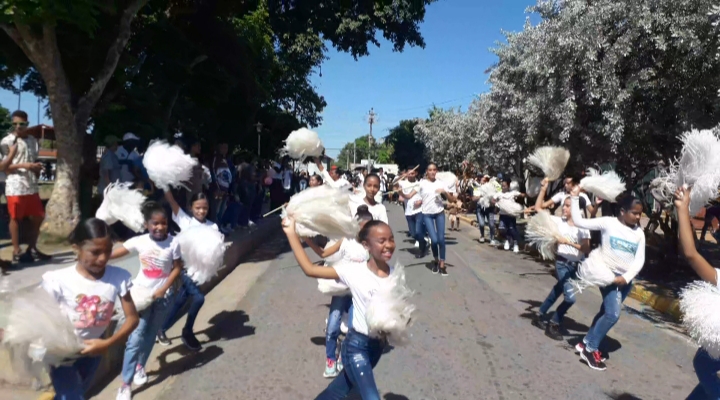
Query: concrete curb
[[458, 213, 683, 321], [0, 218, 281, 396]]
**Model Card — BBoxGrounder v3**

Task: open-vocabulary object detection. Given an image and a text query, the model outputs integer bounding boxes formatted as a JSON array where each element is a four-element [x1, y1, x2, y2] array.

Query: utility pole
[[366, 108, 376, 168], [353, 141, 356, 166]]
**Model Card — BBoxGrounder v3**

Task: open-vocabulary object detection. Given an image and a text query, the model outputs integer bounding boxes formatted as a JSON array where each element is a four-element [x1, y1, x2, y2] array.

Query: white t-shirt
[[172, 210, 219, 283], [333, 263, 395, 336], [551, 216, 590, 262], [41, 265, 132, 340], [349, 195, 388, 224], [323, 239, 342, 266], [0, 134, 39, 196], [399, 180, 421, 216], [571, 197, 645, 282], [339, 238, 369, 264], [321, 170, 352, 192], [419, 179, 454, 215], [552, 192, 591, 209], [123, 234, 181, 292]]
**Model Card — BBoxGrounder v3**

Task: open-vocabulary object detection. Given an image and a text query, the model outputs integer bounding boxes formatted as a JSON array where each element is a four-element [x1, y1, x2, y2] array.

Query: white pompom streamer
[[95, 182, 147, 232], [284, 185, 359, 240], [317, 278, 350, 296], [525, 211, 562, 260], [580, 168, 626, 202], [495, 191, 524, 216], [569, 249, 619, 293], [366, 262, 415, 346], [2, 286, 84, 366], [680, 281, 720, 359], [527, 146, 570, 181], [526, 177, 543, 198], [282, 128, 325, 159], [478, 180, 499, 209], [176, 225, 226, 285], [143, 140, 198, 191], [436, 172, 458, 193], [509, 180, 520, 192]]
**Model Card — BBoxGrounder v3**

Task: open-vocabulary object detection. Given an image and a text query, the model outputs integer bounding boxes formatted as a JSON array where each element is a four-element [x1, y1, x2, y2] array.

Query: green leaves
[[0, 0, 103, 34]]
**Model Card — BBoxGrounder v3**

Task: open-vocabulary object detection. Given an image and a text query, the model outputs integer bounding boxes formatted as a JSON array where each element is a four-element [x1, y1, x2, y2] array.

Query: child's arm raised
[[285, 219, 339, 280]]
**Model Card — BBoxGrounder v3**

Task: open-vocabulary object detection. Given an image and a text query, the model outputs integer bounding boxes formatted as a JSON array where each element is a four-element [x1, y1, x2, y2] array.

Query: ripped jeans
[[315, 329, 385, 400]]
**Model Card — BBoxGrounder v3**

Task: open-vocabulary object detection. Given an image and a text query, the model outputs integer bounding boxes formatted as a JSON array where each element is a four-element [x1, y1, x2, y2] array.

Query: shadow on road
[[310, 336, 326, 346], [132, 345, 225, 395], [195, 310, 256, 343], [605, 391, 643, 400]]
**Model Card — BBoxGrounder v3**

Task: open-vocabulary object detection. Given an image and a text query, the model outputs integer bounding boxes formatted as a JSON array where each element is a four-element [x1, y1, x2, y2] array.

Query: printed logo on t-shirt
[[140, 250, 168, 279], [74, 294, 114, 329], [610, 237, 638, 255]]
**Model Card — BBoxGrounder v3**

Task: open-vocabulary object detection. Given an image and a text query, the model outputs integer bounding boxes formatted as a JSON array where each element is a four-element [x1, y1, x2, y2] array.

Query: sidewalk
[[0, 216, 281, 397]]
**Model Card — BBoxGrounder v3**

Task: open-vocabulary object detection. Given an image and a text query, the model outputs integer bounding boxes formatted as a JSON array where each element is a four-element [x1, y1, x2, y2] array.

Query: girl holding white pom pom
[[156, 189, 220, 351], [110, 202, 183, 400], [41, 218, 139, 400], [493, 177, 526, 254], [532, 178, 591, 341], [283, 216, 396, 400], [304, 208, 373, 379], [675, 186, 720, 399], [350, 173, 388, 224], [568, 185, 645, 372]]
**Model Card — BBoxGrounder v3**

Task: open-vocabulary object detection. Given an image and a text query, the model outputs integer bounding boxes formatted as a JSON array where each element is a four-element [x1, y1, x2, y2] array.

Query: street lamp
[[254, 122, 263, 157]]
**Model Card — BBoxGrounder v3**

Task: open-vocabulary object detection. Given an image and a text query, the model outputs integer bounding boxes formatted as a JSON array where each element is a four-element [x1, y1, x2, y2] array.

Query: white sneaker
[[513, 244, 519, 253], [414, 241, 419, 248], [503, 241, 510, 250], [490, 239, 500, 246], [248, 220, 256, 227], [133, 365, 148, 386], [340, 320, 349, 335], [116, 386, 132, 400], [479, 237, 486, 244]]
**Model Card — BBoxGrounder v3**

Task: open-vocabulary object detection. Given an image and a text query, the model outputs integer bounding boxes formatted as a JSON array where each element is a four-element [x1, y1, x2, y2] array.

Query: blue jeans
[[316, 329, 385, 400], [499, 214, 518, 244], [476, 206, 495, 240], [50, 356, 101, 400], [161, 273, 205, 334], [422, 212, 446, 260], [326, 295, 352, 361], [405, 214, 419, 239], [538, 259, 579, 324], [583, 281, 633, 352], [121, 296, 171, 384], [687, 348, 720, 399]]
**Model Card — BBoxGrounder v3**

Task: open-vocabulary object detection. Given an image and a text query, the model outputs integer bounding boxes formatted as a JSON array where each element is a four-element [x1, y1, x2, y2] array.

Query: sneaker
[[337, 358, 344, 372], [340, 320, 349, 335], [323, 358, 339, 378], [545, 322, 563, 341], [531, 315, 548, 331], [116, 385, 132, 400], [503, 241, 510, 250], [414, 241, 419, 248], [575, 343, 606, 362], [181, 329, 202, 351], [431, 263, 439, 274], [513, 244, 519, 253], [479, 237, 486, 244], [580, 347, 607, 371], [490, 239, 500, 246], [156, 331, 172, 346], [439, 267, 448, 277], [133, 365, 147, 386]]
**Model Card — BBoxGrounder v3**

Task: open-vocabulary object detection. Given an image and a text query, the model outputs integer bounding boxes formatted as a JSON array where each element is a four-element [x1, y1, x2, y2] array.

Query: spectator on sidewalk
[[0, 110, 51, 264], [117, 133, 142, 185], [98, 136, 121, 197], [211, 143, 233, 228]]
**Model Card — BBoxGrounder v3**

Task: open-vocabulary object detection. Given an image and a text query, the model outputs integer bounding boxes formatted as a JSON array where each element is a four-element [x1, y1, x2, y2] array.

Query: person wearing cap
[[117, 133, 142, 184], [98, 135, 121, 197], [314, 157, 352, 192]]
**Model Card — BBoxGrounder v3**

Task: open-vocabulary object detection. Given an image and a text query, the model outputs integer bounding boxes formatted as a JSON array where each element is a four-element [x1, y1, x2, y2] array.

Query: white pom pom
[[143, 140, 198, 191], [569, 249, 617, 293], [285, 185, 359, 239], [95, 182, 147, 232], [2, 286, 83, 366], [436, 172, 458, 193], [680, 281, 720, 359], [478, 181, 498, 208], [365, 262, 415, 346], [526, 177, 544, 198], [527, 146, 570, 181], [176, 225, 226, 285], [130, 285, 155, 312], [580, 168, 626, 202], [495, 191, 524, 216], [509, 180, 520, 192], [676, 130, 720, 215], [317, 278, 350, 296], [282, 128, 325, 159], [525, 211, 562, 260]]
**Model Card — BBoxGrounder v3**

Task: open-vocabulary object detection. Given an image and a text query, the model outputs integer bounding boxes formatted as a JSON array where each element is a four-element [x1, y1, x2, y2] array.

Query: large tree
[[385, 119, 427, 169], [0, 0, 435, 236]]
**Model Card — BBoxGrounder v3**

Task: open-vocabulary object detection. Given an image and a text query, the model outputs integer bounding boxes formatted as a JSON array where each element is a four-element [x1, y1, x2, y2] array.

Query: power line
[[380, 94, 477, 114]]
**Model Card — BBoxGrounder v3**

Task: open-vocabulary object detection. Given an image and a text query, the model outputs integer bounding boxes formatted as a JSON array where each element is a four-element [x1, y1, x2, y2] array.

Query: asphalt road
[[151, 204, 700, 400]]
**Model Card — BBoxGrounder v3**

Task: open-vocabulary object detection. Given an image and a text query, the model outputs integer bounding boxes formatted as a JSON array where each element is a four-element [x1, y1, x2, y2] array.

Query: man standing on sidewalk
[[0, 110, 51, 264]]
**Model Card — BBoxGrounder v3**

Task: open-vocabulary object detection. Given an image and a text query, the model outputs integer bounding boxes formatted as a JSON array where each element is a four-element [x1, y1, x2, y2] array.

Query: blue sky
[[0, 0, 537, 157]]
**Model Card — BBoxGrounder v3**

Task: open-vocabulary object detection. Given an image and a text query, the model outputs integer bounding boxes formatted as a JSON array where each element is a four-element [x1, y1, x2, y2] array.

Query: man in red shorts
[[1, 110, 51, 263]]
